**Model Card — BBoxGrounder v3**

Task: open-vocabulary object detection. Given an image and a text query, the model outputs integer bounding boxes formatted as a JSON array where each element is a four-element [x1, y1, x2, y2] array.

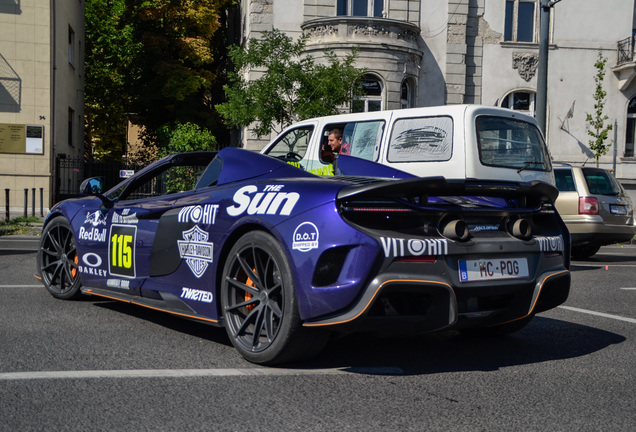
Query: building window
[[625, 97, 636, 157], [353, 75, 383, 112], [68, 26, 75, 65], [337, 0, 383, 17], [68, 108, 75, 147], [504, 0, 537, 42], [400, 78, 415, 109], [500, 90, 536, 115]]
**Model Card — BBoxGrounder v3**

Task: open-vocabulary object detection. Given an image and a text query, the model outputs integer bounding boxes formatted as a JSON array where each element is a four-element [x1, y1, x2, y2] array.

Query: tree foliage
[[84, 0, 138, 160], [84, 0, 233, 161], [216, 29, 365, 137], [157, 122, 217, 191], [586, 51, 613, 167]]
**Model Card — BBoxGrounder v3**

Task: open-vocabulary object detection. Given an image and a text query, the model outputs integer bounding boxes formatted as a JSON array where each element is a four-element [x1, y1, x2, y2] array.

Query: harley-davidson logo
[[177, 226, 214, 278]]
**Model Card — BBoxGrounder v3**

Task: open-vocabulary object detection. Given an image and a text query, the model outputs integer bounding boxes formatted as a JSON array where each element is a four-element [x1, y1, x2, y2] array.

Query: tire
[[460, 314, 534, 337], [37, 217, 83, 300], [221, 231, 329, 364], [571, 244, 601, 260]]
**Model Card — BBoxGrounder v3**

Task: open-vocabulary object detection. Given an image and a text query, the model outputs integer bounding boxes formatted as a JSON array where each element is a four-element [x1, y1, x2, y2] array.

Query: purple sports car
[[37, 147, 570, 364]]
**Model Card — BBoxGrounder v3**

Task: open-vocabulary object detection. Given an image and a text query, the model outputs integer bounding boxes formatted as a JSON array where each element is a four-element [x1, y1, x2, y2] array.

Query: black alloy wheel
[[37, 217, 82, 299], [221, 231, 329, 364]]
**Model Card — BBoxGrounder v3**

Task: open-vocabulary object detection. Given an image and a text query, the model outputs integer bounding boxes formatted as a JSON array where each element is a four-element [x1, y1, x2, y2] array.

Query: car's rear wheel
[[37, 217, 83, 300], [221, 231, 329, 364], [571, 244, 601, 259]]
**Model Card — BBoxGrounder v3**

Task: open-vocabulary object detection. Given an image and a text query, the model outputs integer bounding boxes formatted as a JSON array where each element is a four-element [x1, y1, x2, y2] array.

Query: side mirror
[[79, 177, 104, 195]]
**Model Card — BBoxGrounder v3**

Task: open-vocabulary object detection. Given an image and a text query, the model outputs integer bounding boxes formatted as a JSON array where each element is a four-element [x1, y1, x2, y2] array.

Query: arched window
[[400, 77, 415, 109], [625, 97, 636, 157], [500, 90, 536, 116], [353, 75, 383, 113]]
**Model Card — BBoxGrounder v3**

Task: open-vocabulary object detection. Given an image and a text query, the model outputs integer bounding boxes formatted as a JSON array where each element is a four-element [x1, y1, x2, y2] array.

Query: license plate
[[459, 258, 529, 282], [610, 205, 627, 215]]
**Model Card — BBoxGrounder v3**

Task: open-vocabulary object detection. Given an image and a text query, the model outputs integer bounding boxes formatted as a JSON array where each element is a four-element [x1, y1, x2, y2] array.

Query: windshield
[[477, 116, 550, 172]]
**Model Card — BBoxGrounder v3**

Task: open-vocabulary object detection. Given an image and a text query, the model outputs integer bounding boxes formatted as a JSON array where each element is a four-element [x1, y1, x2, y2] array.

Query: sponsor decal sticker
[[180, 287, 213, 303], [380, 237, 449, 258], [177, 226, 214, 278], [78, 226, 107, 242], [112, 208, 139, 225], [109, 224, 137, 278], [292, 222, 319, 252], [82, 253, 102, 268], [227, 185, 299, 217], [536, 235, 564, 252], [178, 204, 219, 225], [85, 210, 107, 227], [78, 252, 107, 276], [107, 279, 130, 290]]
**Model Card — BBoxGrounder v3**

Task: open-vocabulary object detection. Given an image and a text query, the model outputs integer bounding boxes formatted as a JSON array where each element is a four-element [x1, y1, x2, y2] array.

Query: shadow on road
[[298, 316, 625, 375]]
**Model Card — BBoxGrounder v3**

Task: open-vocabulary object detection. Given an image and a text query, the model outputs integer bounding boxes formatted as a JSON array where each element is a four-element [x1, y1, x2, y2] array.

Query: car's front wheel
[[221, 231, 329, 364], [37, 217, 83, 300]]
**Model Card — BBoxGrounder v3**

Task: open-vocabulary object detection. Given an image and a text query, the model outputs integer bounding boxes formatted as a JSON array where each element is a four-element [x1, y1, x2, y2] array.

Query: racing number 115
[[109, 225, 136, 278], [112, 233, 132, 269]]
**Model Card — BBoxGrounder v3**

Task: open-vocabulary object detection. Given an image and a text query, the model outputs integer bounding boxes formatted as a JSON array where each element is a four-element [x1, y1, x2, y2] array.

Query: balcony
[[300, 17, 422, 60], [614, 35, 636, 90]]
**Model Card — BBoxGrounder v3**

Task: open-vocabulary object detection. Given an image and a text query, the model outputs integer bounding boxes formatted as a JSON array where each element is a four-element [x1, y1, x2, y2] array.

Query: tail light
[[579, 197, 599, 215]]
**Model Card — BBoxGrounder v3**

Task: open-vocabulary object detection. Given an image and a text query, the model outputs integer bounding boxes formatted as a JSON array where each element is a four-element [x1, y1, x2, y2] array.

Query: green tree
[[586, 51, 614, 167], [84, 0, 139, 160], [85, 0, 233, 161], [157, 122, 217, 157], [216, 29, 365, 137], [124, 0, 232, 142], [157, 122, 217, 191]]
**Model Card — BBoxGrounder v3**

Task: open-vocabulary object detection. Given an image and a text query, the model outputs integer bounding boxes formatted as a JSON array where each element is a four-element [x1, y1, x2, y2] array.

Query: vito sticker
[[292, 222, 319, 252], [380, 237, 448, 258]]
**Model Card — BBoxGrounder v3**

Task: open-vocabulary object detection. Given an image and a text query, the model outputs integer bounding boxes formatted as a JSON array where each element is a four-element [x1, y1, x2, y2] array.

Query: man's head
[[328, 129, 343, 153]]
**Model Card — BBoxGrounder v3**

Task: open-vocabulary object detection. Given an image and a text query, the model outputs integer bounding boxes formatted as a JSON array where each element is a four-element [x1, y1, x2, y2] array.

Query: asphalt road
[[1, 235, 634, 431]]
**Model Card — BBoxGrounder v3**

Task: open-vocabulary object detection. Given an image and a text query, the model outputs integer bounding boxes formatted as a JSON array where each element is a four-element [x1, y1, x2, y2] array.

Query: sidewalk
[[0, 211, 45, 237]]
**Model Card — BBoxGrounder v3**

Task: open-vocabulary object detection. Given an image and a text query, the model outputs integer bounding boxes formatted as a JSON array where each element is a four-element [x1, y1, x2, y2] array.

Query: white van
[[261, 105, 554, 184]]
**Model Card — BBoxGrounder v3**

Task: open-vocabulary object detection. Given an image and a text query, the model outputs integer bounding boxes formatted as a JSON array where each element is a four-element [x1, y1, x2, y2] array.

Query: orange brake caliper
[[71, 255, 78, 278], [244, 268, 257, 312]]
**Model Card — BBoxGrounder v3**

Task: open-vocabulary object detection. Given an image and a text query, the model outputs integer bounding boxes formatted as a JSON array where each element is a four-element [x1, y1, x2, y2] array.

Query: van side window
[[265, 126, 313, 164], [388, 116, 453, 162], [343, 121, 384, 161], [321, 121, 384, 162]]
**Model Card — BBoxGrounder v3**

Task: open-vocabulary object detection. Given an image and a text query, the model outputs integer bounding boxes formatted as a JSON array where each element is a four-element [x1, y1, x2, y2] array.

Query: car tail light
[[579, 197, 599, 215]]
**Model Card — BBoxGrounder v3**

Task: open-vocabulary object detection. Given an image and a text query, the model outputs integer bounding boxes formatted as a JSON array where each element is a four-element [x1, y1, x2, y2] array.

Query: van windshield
[[477, 116, 551, 172]]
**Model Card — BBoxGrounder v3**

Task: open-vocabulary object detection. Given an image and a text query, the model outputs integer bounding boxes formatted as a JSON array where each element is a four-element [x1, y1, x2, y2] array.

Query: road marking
[[0, 367, 403, 381], [559, 306, 636, 324], [620, 287, 636, 290], [0, 285, 42, 288], [571, 263, 636, 268]]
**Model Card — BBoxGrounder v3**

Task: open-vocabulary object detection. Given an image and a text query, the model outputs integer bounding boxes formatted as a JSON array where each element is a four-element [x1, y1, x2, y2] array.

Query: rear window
[[477, 116, 550, 171], [582, 168, 622, 195], [387, 116, 453, 162], [554, 168, 576, 192]]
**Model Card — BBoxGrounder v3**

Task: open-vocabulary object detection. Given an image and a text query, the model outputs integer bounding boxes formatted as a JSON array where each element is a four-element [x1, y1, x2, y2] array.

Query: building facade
[[0, 0, 85, 217], [238, 0, 636, 200]]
